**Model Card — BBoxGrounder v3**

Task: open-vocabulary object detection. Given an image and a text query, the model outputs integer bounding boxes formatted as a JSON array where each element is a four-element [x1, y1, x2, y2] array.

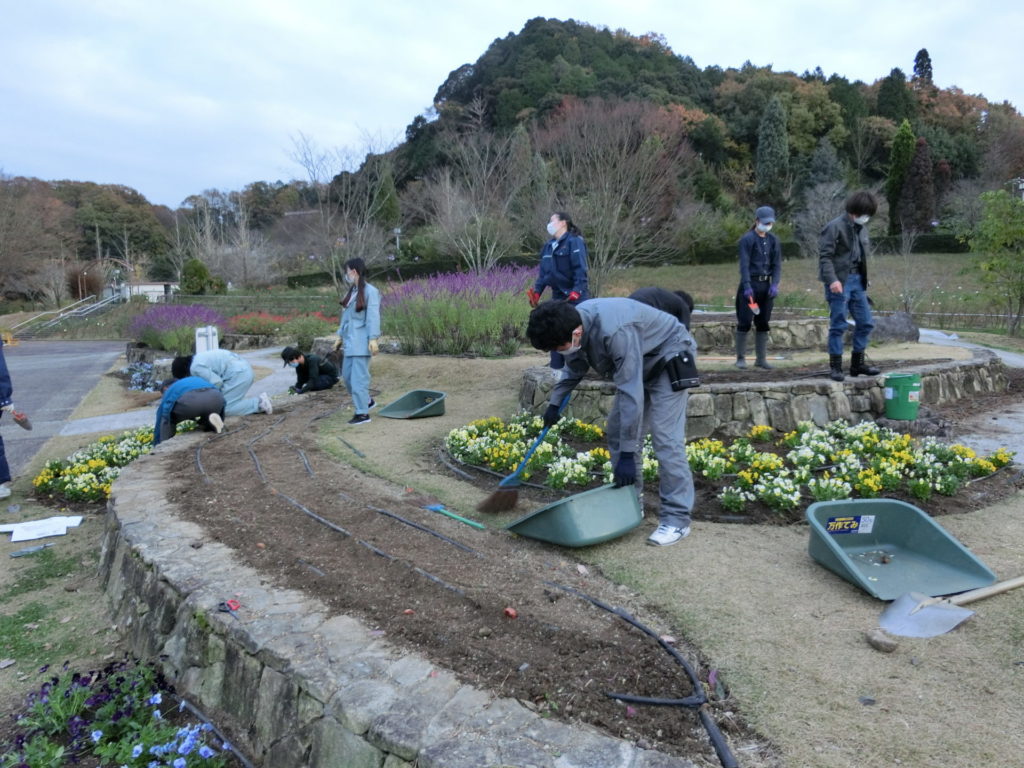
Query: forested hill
[[433, 18, 711, 128]]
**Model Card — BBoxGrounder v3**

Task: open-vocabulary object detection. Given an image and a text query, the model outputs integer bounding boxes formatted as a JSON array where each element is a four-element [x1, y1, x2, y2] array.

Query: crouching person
[[153, 377, 227, 446], [281, 346, 339, 393], [527, 299, 699, 547]]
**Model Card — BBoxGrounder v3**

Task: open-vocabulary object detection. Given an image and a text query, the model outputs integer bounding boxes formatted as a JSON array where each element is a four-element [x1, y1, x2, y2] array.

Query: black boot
[[850, 351, 880, 377], [734, 330, 749, 369], [829, 354, 845, 382], [754, 331, 772, 369]]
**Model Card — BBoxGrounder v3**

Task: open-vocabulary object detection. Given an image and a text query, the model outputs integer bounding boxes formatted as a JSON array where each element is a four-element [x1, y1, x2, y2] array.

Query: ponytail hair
[[554, 211, 581, 237], [341, 257, 368, 312]]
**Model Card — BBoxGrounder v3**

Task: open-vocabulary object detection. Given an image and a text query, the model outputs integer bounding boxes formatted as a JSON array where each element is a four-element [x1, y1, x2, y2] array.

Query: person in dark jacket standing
[[819, 191, 880, 382], [281, 346, 339, 393], [735, 206, 782, 370], [527, 299, 698, 547], [527, 212, 590, 369], [629, 287, 695, 330]]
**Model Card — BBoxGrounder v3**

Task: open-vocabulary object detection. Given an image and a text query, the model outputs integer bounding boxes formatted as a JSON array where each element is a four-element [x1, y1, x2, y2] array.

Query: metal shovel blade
[[879, 591, 975, 638]]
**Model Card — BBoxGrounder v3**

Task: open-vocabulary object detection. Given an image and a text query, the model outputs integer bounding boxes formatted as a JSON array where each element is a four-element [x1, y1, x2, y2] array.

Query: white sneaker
[[0, 484, 10, 499], [208, 413, 224, 434], [647, 524, 690, 547], [258, 392, 273, 415]]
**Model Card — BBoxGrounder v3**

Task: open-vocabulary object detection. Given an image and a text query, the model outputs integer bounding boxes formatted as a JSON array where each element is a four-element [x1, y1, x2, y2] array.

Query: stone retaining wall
[[519, 349, 1007, 440], [99, 453, 696, 768], [692, 317, 828, 352]]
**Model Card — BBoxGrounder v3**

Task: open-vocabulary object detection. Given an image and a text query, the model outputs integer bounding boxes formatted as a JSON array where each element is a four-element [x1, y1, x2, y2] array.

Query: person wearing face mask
[[527, 212, 590, 369], [819, 190, 881, 382], [527, 298, 699, 548], [335, 257, 381, 425], [281, 346, 339, 394], [734, 206, 782, 370]]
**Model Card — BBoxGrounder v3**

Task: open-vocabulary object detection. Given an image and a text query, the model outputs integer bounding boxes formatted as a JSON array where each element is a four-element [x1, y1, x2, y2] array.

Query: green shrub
[[280, 313, 335, 350]]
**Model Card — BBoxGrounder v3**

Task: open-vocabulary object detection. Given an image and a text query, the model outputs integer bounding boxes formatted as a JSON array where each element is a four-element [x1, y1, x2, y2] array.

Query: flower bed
[[32, 425, 192, 504], [0, 659, 237, 767], [446, 416, 1015, 521]]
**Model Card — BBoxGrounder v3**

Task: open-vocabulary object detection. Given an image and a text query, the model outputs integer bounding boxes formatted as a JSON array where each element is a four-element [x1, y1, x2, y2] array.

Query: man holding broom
[[525, 299, 699, 546]]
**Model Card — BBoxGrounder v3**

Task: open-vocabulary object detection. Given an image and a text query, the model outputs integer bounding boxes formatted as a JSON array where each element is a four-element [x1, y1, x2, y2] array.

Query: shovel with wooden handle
[[879, 574, 1024, 638]]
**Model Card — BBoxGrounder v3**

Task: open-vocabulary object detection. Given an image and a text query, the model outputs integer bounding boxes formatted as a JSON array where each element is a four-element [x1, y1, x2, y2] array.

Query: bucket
[[883, 373, 921, 420]]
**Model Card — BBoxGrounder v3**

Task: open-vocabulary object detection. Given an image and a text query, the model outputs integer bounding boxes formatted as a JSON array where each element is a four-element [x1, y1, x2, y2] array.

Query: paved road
[[2, 340, 126, 477]]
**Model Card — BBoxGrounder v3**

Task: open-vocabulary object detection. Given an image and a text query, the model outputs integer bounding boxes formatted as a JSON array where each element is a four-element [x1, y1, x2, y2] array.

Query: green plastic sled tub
[[377, 390, 446, 419], [806, 499, 995, 600], [506, 484, 643, 547]]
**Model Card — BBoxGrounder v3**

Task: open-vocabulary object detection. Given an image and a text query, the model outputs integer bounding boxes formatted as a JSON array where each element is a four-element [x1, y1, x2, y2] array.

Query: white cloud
[[1, 0, 1020, 207]]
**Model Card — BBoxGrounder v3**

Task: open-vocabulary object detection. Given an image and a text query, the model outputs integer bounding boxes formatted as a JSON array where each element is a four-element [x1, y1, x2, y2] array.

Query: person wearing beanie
[[734, 205, 782, 370], [281, 346, 339, 394]]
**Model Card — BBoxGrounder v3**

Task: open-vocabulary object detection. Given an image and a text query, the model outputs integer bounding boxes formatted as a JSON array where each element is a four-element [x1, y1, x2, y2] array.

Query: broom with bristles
[[477, 394, 571, 513]]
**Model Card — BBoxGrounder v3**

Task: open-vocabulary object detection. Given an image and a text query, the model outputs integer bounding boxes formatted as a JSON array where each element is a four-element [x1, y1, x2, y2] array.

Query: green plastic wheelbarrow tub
[[506, 484, 642, 547], [377, 390, 446, 419], [806, 499, 996, 600]]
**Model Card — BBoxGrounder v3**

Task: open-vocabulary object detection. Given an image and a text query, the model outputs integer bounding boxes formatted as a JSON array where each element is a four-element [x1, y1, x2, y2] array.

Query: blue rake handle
[[498, 393, 571, 489]]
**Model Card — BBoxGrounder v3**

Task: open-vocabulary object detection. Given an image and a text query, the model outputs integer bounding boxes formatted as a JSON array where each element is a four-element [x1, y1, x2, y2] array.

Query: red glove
[[567, 291, 581, 303], [527, 288, 541, 308]]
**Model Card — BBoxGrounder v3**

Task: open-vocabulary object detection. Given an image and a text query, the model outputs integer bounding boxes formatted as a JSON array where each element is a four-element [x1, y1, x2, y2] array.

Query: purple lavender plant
[[128, 305, 227, 340], [380, 265, 533, 310]]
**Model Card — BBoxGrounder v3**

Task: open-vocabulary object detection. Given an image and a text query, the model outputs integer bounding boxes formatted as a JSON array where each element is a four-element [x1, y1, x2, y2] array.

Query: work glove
[[527, 288, 541, 308], [743, 288, 754, 301], [332, 337, 343, 351], [369, 339, 379, 356], [769, 283, 779, 298], [542, 403, 562, 429], [567, 291, 581, 303], [0, 404, 12, 413], [613, 452, 636, 487]]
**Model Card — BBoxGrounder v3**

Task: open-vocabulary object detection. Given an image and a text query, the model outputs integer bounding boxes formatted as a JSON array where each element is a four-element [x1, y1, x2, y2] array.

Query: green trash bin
[[884, 373, 921, 420]]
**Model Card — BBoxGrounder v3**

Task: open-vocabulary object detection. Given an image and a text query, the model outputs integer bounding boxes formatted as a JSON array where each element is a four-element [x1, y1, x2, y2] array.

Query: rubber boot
[[754, 331, 772, 369], [850, 351, 880, 377], [734, 330, 749, 369], [829, 354, 845, 382]]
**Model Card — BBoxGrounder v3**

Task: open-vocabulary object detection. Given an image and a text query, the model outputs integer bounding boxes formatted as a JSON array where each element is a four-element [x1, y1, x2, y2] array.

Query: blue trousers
[[221, 368, 259, 416], [0, 422, 9, 485], [342, 354, 372, 413], [606, 374, 693, 528], [825, 273, 874, 355]]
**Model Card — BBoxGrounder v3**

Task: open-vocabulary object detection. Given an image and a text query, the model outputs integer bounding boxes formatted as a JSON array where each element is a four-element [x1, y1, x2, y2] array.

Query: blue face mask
[[288, 361, 299, 368]]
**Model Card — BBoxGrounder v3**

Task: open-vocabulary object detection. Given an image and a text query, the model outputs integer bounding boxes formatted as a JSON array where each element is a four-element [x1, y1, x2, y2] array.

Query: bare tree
[[416, 99, 532, 273], [290, 133, 397, 293], [792, 181, 847, 259], [531, 98, 698, 294]]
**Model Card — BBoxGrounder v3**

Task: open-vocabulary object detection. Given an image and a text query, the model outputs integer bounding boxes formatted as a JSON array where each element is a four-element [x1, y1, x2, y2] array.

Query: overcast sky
[[3, 0, 1020, 209]]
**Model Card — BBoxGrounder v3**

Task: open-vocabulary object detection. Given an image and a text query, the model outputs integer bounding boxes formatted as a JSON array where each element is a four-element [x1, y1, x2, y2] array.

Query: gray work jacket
[[548, 298, 696, 454], [818, 214, 870, 289]]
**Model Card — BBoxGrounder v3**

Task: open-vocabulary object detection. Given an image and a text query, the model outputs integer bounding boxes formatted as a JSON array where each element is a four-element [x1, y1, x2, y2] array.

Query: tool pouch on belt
[[665, 351, 700, 390]]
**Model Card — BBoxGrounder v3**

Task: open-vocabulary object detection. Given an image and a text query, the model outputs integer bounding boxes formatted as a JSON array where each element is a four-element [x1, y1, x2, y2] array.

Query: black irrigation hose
[[450, 453, 549, 489], [284, 437, 315, 476], [413, 566, 465, 596], [437, 449, 474, 480], [174, 695, 256, 768], [366, 505, 482, 557], [545, 582, 738, 768], [339, 437, 366, 457], [193, 444, 210, 483], [604, 693, 705, 707], [274, 490, 353, 538], [246, 446, 268, 484]]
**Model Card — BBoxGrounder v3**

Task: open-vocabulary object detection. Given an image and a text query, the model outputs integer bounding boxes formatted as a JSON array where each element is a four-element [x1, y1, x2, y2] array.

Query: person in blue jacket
[[334, 257, 381, 425], [171, 349, 272, 417], [153, 376, 227, 446], [735, 205, 783, 370], [0, 338, 16, 498]]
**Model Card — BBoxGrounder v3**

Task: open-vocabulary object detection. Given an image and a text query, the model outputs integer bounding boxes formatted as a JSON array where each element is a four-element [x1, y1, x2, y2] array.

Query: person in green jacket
[[281, 346, 339, 393]]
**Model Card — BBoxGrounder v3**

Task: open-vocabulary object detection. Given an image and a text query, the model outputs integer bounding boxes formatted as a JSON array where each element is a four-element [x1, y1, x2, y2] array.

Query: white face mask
[[343, 274, 355, 286], [756, 223, 773, 233], [854, 215, 871, 225], [546, 221, 559, 237]]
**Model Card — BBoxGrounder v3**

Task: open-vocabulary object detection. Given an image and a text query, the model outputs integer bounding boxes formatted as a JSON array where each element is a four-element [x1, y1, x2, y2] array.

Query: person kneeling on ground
[[281, 346, 339, 394], [172, 349, 272, 416], [527, 299, 699, 547], [153, 376, 227, 446]]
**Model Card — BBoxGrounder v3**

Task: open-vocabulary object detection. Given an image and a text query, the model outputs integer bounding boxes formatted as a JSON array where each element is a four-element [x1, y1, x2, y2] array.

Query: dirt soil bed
[[154, 364, 1024, 766], [166, 396, 764, 764]]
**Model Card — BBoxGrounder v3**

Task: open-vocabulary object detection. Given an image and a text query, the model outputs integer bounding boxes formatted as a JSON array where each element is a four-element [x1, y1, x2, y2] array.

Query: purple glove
[[743, 288, 754, 301], [769, 284, 779, 298]]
